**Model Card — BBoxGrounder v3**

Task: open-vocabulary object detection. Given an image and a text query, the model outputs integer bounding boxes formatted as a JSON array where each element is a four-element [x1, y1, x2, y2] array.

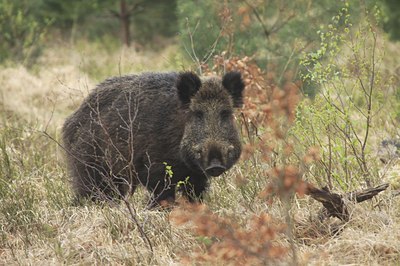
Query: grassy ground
[[0, 41, 399, 265]]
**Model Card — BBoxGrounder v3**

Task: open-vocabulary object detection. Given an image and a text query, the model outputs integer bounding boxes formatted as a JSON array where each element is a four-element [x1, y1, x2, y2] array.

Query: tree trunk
[[120, 0, 130, 46]]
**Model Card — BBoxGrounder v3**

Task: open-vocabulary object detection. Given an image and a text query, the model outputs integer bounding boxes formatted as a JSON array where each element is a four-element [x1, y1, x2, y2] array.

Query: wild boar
[[62, 71, 244, 207]]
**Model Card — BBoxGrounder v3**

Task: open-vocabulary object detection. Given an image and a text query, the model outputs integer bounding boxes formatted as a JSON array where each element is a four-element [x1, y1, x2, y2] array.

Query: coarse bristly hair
[[62, 71, 245, 207]]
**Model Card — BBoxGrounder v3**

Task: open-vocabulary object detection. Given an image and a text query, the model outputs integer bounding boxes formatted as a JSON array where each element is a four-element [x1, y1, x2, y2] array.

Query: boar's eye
[[220, 110, 232, 120]]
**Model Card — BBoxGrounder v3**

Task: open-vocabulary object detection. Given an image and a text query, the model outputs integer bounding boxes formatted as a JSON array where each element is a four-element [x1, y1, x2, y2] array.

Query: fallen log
[[305, 183, 389, 222]]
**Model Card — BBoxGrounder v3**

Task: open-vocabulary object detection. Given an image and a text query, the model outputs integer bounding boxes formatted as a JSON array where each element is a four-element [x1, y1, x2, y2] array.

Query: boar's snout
[[204, 144, 229, 177], [205, 158, 226, 176]]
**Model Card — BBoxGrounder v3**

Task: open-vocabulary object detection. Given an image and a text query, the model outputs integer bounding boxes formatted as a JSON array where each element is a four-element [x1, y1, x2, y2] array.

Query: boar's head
[[177, 71, 244, 177]]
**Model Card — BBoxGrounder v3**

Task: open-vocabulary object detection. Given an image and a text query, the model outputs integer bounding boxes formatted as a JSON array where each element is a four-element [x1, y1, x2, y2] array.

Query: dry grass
[[0, 42, 184, 127], [295, 196, 400, 265], [1, 41, 400, 265]]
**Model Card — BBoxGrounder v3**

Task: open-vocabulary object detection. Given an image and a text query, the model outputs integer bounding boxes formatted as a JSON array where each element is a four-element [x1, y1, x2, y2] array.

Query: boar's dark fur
[[62, 71, 244, 207]]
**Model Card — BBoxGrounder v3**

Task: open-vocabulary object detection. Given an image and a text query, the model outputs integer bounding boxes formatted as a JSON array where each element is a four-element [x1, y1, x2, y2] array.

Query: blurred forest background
[[1, 0, 400, 72]]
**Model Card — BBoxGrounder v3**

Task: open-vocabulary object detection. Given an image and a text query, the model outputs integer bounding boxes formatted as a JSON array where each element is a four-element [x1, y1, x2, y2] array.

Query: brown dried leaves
[[171, 203, 287, 265]]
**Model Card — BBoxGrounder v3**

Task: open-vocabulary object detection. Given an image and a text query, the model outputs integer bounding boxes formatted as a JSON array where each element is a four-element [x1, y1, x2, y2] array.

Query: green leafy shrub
[[177, 1, 352, 70], [294, 3, 391, 189], [0, 0, 51, 65]]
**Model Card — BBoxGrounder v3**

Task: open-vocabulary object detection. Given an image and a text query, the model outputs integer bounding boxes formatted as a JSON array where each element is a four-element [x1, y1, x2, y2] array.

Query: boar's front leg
[[181, 175, 209, 203], [147, 181, 176, 209]]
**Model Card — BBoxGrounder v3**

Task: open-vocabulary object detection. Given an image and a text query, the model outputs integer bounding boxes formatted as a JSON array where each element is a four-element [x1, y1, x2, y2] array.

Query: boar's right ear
[[222, 71, 245, 108], [177, 72, 202, 105]]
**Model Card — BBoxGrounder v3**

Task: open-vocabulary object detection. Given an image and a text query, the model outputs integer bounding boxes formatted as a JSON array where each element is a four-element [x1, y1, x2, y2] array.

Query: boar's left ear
[[222, 71, 245, 108], [177, 72, 202, 105]]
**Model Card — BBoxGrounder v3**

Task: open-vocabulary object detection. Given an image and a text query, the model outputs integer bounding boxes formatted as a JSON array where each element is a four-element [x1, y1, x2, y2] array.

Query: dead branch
[[347, 183, 389, 202], [306, 183, 389, 221]]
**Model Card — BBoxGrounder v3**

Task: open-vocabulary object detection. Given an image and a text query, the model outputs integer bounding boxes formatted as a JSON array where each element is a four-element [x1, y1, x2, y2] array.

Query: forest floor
[[0, 42, 399, 265]]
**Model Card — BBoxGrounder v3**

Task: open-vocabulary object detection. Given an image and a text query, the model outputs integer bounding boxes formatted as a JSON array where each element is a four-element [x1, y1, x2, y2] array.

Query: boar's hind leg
[[73, 162, 134, 201]]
